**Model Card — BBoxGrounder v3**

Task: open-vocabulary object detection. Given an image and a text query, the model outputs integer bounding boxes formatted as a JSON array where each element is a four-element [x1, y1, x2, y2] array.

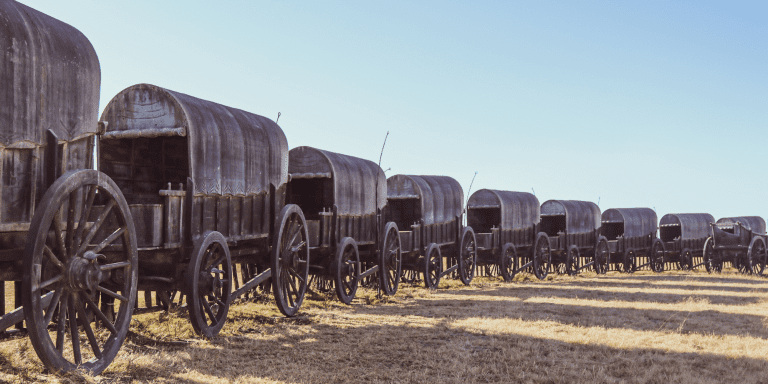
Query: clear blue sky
[[20, 0, 768, 223]]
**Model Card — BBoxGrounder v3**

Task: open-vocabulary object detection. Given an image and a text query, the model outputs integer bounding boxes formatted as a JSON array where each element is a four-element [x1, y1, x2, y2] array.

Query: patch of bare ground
[[2, 269, 768, 383]]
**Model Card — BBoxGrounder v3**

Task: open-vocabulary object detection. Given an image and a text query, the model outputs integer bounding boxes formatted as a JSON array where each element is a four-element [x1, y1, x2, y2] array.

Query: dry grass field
[[1, 268, 767, 383]]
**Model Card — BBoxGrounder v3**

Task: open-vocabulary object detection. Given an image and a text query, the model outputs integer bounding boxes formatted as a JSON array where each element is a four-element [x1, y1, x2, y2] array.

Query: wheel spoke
[[56, 293, 69, 353], [90, 227, 126, 255], [43, 246, 65, 270], [97, 285, 128, 302], [73, 185, 97, 255], [78, 200, 116, 255], [53, 210, 68, 260], [67, 295, 82, 365], [44, 288, 65, 326], [99, 261, 131, 271], [37, 274, 64, 291], [75, 297, 102, 359], [81, 293, 117, 334], [201, 297, 216, 324]]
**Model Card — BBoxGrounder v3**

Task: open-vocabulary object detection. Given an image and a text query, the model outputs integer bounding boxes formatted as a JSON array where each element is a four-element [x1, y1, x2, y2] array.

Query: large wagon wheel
[[678, 248, 693, 271], [423, 243, 443, 288], [593, 236, 610, 274], [566, 245, 580, 276], [458, 227, 477, 285], [334, 237, 360, 304], [379, 222, 402, 296], [650, 239, 665, 273], [22, 170, 138, 374], [532, 232, 551, 280], [702, 238, 718, 273], [623, 249, 637, 274], [185, 231, 232, 338], [747, 236, 766, 275], [499, 243, 517, 282], [271, 204, 310, 317]]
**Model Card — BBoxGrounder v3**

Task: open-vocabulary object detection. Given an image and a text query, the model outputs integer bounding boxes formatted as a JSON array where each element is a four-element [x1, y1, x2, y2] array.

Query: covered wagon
[[657, 213, 714, 271], [704, 216, 766, 274], [600, 208, 663, 273]]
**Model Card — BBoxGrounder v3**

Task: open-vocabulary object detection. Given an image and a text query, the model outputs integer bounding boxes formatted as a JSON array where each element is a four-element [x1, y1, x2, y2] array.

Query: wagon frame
[[703, 216, 767, 275]]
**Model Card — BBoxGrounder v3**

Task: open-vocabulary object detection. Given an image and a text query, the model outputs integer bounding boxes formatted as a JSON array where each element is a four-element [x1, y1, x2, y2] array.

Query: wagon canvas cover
[[659, 213, 715, 240], [100, 84, 288, 196], [467, 189, 540, 230], [716, 216, 766, 234], [602, 208, 657, 238], [540, 200, 601, 235], [387, 175, 463, 226], [288, 146, 386, 216], [0, 0, 100, 147]]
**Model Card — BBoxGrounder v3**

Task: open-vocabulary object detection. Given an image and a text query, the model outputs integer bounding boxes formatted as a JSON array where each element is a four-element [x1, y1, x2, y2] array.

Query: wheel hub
[[66, 253, 104, 292]]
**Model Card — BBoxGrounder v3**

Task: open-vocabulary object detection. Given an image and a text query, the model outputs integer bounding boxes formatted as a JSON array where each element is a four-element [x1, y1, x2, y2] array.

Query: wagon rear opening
[[100, 136, 189, 205], [386, 196, 421, 232], [287, 175, 334, 247], [467, 207, 500, 234], [602, 221, 625, 241], [660, 224, 681, 242], [540, 214, 566, 237]]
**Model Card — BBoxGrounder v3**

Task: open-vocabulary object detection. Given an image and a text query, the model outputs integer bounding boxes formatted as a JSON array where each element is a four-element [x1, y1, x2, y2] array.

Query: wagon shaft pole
[[440, 264, 459, 278], [231, 268, 272, 299], [0, 292, 54, 332]]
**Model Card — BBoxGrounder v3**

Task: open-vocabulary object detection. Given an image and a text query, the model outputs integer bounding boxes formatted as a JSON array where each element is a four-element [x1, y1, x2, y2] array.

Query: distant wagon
[[657, 213, 714, 271], [704, 216, 767, 274], [540, 200, 605, 276], [385, 175, 471, 288], [0, 1, 133, 374], [600, 208, 663, 273], [466, 189, 541, 281], [286, 147, 401, 304]]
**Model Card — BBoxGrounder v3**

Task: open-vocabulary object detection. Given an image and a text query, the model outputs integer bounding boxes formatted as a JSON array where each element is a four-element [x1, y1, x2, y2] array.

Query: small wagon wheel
[[499, 243, 517, 282], [334, 237, 360, 304], [22, 170, 138, 374], [593, 236, 610, 274], [532, 232, 551, 280], [649, 239, 665, 273], [678, 248, 693, 271], [423, 243, 443, 288], [566, 245, 580, 276], [623, 249, 637, 274], [458, 227, 477, 285], [747, 236, 766, 276], [702, 237, 719, 273], [185, 231, 232, 338], [271, 204, 310, 317], [379, 222, 402, 296]]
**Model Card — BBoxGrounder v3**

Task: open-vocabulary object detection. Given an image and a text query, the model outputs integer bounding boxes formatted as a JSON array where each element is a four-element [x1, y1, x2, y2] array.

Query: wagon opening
[[601, 221, 624, 241], [100, 136, 189, 205], [467, 206, 500, 234], [386, 196, 422, 231], [660, 223, 681, 242], [540, 214, 566, 237], [287, 175, 334, 220]]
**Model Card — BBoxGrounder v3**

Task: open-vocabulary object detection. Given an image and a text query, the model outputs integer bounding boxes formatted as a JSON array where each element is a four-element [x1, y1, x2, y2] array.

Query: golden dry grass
[[1, 268, 767, 383]]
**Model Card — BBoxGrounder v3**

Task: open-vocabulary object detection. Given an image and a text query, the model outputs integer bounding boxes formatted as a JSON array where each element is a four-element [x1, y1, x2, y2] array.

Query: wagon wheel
[[566, 245, 580, 276], [401, 269, 418, 284], [334, 237, 360, 304], [271, 204, 310, 317], [623, 249, 637, 274], [678, 248, 693, 271], [532, 232, 551, 280], [185, 231, 232, 338], [22, 170, 138, 374], [423, 243, 443, 288], [379, 222, 402, 296], [458, 227, 477, 285], [593, 236, 610, 274], [702, 238, 717, 273], [499, 243, 517, 282], [649, 239, 665, 273], [747, 236, 766, 275]]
